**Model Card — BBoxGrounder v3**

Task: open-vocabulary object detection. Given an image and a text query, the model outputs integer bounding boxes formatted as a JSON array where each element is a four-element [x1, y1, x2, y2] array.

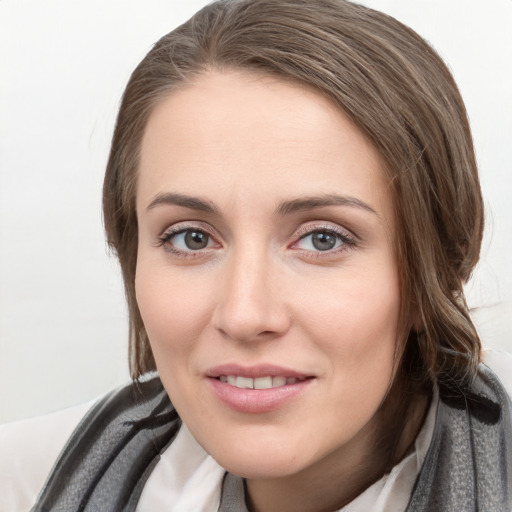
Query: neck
[[245, 381, 430, 512]]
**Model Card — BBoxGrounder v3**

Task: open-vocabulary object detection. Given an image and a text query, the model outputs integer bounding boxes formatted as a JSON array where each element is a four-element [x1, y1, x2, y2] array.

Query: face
[[135, 70, 401, 481]]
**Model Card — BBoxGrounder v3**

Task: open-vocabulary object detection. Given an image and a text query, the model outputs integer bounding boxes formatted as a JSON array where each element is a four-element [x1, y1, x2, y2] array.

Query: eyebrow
[[146, 192, 219, 214], [276, 194, 378, 216], [145, 192, 377, 217]]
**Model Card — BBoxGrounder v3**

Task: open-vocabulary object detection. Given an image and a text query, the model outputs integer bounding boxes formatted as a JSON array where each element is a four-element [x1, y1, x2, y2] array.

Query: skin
[[135, 69, 417, 511]]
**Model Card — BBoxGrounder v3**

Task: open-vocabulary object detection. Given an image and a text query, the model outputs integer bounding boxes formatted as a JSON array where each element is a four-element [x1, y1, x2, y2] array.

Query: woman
[[2, 0, 512, 510]]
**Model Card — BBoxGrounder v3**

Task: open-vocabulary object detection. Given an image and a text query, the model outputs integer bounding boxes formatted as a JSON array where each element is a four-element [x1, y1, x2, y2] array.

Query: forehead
[[137, 69, 393, 224]]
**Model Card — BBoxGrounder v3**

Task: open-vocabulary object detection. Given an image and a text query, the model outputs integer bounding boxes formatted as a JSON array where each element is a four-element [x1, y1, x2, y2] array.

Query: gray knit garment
[[32, 364, 512, 512]]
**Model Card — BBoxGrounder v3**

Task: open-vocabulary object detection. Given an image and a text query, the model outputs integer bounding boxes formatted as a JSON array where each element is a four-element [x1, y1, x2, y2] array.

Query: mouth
[[216, 375, 308, 389], [206, 364, 315, 413]]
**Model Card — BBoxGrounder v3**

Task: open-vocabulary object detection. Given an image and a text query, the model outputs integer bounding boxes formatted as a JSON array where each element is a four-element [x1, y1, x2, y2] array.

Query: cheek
[[295, 261, 400, 393], [300, 265, 399, 344], [134, 263, 214, 359]]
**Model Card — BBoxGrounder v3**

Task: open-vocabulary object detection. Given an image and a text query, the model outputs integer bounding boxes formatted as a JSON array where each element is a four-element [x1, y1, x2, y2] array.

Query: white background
[[1, 0, 511, 423]]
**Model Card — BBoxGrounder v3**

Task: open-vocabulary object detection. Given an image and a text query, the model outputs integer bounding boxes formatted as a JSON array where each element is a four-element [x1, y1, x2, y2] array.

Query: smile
[[206, 365, 315, 413], [218, 375, 306, 389]]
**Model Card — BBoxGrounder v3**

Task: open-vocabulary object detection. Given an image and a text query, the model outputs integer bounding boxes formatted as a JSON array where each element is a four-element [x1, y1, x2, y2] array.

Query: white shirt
[[1, 349, 511, 512]]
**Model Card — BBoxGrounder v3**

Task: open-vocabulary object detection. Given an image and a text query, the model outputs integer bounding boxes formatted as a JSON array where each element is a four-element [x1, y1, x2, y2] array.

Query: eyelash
[[156, 223, 219, 258], [156, 222, 356, 258], [291, 224, 356, 257]]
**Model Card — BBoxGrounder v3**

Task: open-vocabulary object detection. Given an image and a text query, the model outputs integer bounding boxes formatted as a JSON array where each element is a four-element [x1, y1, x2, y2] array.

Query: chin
[[198, 430, 316, 479], [217, 453, 306, 480]]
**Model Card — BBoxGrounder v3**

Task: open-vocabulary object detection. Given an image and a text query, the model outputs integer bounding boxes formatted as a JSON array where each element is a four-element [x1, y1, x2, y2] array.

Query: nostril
[[211, 288, 291, 342]]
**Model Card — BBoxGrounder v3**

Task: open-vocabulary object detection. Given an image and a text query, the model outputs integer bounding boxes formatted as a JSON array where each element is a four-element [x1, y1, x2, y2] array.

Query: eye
[[291, 225, 356, 254], [157, 224, 220, 255], [172, 230, 213, 250], [296, 230, 344, 251]]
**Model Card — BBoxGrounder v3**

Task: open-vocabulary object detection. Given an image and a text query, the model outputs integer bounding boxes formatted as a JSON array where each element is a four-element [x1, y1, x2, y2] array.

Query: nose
[[212, 248, 291, 343]]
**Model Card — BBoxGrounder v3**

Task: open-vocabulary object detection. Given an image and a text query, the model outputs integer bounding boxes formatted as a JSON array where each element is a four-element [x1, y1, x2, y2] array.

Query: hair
[[103, 0, 484, 388]]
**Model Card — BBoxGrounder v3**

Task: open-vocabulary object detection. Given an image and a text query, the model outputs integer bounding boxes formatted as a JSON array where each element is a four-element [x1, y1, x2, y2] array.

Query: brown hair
[[103, 0, 484, 386]]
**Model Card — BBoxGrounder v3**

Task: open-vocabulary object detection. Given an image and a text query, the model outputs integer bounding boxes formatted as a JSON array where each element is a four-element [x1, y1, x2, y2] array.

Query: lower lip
[[207, 378, 313, 414]]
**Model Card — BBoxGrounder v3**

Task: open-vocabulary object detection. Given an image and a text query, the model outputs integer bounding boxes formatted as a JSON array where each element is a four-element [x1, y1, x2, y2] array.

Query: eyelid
[[290, 222, 357, 253], [293, 221, 355, 241], [156, 220, 222, 255], [158, 220, 217, 240]]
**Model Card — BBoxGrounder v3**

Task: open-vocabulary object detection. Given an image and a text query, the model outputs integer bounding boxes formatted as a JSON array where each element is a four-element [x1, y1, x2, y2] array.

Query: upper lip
[[206, 364, 312, 379]]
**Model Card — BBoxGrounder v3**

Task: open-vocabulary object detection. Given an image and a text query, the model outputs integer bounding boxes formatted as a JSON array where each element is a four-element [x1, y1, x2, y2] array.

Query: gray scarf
[[32, 364, 512, 512]]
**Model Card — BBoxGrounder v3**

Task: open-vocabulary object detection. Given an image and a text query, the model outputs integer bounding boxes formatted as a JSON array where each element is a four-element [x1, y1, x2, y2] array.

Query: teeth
[[254, 376, 272, 389], [236, 376, 254, 389], [218, 375, 303, 389], [273, 376, 286, 387]]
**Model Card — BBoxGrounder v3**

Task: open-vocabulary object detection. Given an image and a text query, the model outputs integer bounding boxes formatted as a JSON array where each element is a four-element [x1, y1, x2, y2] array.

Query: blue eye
[[295, 230, 347, 252]]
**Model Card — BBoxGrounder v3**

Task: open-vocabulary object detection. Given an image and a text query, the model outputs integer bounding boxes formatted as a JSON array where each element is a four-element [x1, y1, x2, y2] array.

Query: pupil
[[185, 231, 209, 250], [312, 232, 336, 251]]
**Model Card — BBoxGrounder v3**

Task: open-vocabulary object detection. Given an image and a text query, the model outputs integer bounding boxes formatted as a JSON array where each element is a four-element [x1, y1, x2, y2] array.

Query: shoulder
[[481, 348, 512, 397], [0, 377, 172, 512], [0, 399, 95, 512], [30, 376, 182, 511]]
